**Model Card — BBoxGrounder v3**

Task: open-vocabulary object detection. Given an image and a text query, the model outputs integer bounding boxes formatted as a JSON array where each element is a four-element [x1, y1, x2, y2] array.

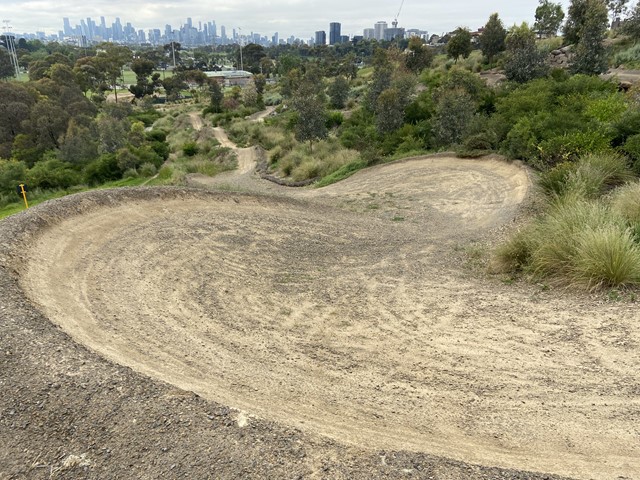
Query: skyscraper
[[329, 22, 341, 45], [315, 30, 326, 46], [374, 21, 387, 40]]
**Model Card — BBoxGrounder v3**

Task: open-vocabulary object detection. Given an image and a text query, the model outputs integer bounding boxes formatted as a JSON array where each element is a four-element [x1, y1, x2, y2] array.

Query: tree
[[292, 80, 327, 153], [208, 80, 224, 113], [570, 0, 609, 75], [433, 88, 476, 146], [622, 2, 640, 38], [94, 43, 132, 103], [376, 88, 404, 134], [237, 43, 266, 73], [564, 0, 590, 44], [606, 0, 629, 22], [0, 47, 14, 80], [480, 13, 507, 64], [446, 27, 473, 63], [504, 23, 549, 83], [365, 48, 392, 111], [161, 75, 187, 102], [534, 0, 565, 37], [405, 37, 433, 73], [328, 75, 349, 109]]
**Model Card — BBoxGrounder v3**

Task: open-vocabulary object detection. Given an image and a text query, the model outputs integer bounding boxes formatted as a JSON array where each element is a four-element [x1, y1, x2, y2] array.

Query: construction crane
[[392, 0, 405, 28]]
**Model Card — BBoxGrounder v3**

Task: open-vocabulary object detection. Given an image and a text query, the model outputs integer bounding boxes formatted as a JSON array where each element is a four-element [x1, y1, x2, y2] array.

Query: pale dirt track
[[15, 138, 640, 480]]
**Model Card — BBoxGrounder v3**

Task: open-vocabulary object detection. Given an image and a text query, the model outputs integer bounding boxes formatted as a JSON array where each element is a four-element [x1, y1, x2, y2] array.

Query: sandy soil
[[2, 112, 639, 479]]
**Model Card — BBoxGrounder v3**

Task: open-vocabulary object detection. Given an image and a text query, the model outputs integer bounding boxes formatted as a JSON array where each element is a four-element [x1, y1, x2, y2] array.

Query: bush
[[182, 141, 199, 157], [27, 159, 81, 189], [538, 162, 576, 197], [565, 153, 632, 199], [139, 162, 157, 177], [326, 111, 344, 129], [571, 225, 640, 289], [83, 154, 121, 185], [536, 131, 612, 167], [611, 181, 640, 237], [496, 196, 640, 288]]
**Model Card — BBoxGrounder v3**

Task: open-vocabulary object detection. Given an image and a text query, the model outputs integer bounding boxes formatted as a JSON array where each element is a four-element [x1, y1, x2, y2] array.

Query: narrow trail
[[9, 107, 640, 479]]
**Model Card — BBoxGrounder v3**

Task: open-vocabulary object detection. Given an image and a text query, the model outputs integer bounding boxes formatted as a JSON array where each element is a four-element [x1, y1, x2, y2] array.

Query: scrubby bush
[[611, 182, 640, 233], [182, 141, 199, 157]]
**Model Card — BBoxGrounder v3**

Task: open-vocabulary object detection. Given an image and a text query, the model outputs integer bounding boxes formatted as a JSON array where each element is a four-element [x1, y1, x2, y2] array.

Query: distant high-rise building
[[363, 28, 374, 40], [315, 30, 326, 46], [329, 22, 341, 45], [63, 17, 73, 36], [384, 27, 404, 41], [340, 35, 349, 43], [272, 32, 279, 45], [374, 21, 387, 40]]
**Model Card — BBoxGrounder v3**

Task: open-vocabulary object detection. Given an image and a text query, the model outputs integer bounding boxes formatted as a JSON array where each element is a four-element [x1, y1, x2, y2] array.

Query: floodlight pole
[[238, 27, 243, 71], [2, 20, 20, 79]]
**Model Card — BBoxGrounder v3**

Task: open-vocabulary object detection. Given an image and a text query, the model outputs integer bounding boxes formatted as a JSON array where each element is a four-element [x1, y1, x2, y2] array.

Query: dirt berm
[[1, 155, 639, 479]]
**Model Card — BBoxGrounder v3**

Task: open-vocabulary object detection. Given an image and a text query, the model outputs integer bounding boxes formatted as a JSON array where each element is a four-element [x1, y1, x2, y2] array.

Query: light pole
[[2, 20, 20, 79], [238, 27, 243, 71]]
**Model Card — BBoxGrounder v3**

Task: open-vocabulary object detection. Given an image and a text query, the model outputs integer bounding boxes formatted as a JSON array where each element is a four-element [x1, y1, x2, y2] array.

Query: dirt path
[[13, 144, 640, 479]]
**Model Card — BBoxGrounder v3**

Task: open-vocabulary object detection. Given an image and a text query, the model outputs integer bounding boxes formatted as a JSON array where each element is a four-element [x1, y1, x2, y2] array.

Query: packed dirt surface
[[2, 118, 639, 479]]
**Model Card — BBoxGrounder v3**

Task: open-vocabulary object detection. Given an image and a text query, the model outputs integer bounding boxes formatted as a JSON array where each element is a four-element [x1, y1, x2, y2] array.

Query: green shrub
[[182, 141, 199, 157], [611, 181, 640, 237], [83, 154, 121, 186], [326, 111, 344, 129], [490, 227, 534, 273], [158, 166, 173, 180], [565, 153, 633, 199], [621, 134, 640, 174], [538, 162, 576, 197], [27, 159, 80, 189], [139, 162, 157, 177], [536, 131, 612, 167]]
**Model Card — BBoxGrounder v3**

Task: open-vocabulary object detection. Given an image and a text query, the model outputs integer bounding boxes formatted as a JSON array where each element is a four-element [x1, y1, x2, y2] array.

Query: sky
[[3, 0, 572, 39]]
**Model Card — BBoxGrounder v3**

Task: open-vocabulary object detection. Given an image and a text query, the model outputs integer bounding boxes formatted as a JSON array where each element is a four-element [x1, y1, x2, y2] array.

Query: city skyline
[[3, 0, 569, 41]]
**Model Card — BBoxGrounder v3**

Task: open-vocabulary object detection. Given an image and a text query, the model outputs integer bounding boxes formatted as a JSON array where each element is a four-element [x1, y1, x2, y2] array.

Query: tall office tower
[[186, 17, 192, 29], [100, 16, 106, 38], [374, 21, 387, 40], [363, 28, 374, 39], [315, 30, 326, 45], [80, 19, 88, 38], [220, 25, 227, 43], [87, 17, 95, 40], [113, 17, 123, 41], [340, 35, 349, 43], [211, 21, 217, 38], [63, 17, 72, 36], [329, 22, 341, 45], [165, 24, 172, 38]]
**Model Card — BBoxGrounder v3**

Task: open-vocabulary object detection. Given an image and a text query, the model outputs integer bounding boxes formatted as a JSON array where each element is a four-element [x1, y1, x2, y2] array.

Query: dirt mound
[[2, 156, 639, 479]]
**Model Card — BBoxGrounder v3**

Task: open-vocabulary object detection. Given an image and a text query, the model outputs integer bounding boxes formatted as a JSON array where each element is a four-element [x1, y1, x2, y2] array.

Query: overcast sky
[[5, 0, 572, 39]]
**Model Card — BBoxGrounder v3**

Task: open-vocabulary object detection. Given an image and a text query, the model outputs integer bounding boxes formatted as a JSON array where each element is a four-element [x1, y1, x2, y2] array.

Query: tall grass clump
[[494, 195, 640, 288], [610, 181, 640, 238], [538, 153, 632, 199], [571, 225, 640, 289], [529, 199, 619, 278], [274, 137, 360, 182]]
